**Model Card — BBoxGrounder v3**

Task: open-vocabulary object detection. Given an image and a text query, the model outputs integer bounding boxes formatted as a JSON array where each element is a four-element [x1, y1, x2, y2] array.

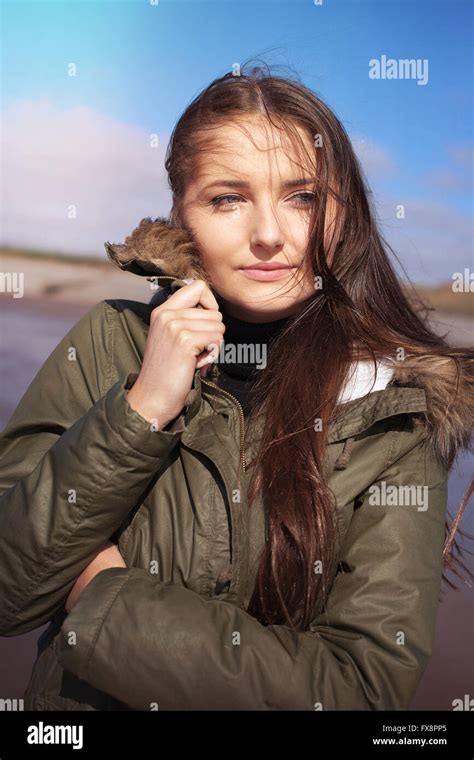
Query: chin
[[212, 274, 309, 317]]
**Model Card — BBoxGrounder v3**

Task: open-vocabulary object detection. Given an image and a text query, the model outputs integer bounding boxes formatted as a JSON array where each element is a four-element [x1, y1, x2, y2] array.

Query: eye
[[208, 191, 316, 210], [209, 194, 244, 208], [290, 191, 316, 206]]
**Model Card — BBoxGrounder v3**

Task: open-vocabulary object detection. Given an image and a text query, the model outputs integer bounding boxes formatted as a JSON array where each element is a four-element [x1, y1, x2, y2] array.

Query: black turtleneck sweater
[[210, 298, 292, 415]]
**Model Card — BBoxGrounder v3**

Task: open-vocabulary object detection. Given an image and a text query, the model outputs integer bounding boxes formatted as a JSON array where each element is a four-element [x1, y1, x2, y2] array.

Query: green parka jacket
[[0, 218, 472, 712]]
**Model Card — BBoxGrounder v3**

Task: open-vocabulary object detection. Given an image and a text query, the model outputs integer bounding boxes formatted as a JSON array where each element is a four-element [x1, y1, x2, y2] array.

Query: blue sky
[[1, 0, 473, 284]]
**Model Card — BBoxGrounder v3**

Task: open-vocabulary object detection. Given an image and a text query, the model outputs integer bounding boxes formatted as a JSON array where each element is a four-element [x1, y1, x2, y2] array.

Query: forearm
[[0, 377, 184, 636], [65, 541, 127, 614]]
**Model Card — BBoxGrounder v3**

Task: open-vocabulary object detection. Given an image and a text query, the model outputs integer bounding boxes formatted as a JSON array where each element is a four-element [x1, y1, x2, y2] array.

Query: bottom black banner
[[0, 709, 472, 758]]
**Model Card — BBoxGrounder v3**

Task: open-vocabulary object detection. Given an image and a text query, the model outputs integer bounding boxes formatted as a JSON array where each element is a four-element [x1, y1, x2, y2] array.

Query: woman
[[0, 65, 473, 711]]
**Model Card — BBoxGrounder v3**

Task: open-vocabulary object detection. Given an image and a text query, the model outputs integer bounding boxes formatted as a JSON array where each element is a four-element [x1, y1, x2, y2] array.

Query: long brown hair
[[164, 61, 474, 630]]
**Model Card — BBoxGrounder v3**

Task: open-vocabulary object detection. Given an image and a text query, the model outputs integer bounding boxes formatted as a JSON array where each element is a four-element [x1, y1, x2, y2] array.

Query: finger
[[159, 280, 219, 312], [159, 308, 223, 322], [196, 352, 219, 369], [178, 331, 224, 356], [168, 318, 225, 334]]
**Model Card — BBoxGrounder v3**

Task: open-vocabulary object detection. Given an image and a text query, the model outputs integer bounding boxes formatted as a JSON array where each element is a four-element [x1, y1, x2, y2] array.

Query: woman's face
[[178, 116, 319, 322]]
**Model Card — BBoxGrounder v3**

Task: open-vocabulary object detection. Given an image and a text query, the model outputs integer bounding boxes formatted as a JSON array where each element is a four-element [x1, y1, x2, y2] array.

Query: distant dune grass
[[402, 282, 473, 317], [1, 246, 473, 317]]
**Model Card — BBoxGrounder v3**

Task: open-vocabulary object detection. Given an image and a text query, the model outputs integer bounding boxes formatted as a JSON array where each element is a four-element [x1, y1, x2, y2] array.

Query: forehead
[[191, 116, 315, 184]]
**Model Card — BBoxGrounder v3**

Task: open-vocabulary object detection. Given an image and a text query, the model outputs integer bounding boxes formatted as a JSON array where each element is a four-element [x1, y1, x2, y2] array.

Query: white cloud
[[374, 196, 473, 284], [421, 168, 471, 193], [447, 144, 474, 169], [351, 135, 396, 179], [0, 99, 173, 255], [420, 143, 473, 193], [350, 137, 472, 282]]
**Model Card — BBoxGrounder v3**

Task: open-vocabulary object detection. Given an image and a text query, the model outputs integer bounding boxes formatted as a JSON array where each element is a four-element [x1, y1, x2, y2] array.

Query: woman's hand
[[126, 279, 225, 428], [65, 541, 126, 613]]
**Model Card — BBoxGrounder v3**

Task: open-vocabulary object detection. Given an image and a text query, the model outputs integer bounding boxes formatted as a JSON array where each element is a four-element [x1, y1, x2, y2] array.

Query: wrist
[[65, 561, 125, 613], [126, 385, 174, 429]]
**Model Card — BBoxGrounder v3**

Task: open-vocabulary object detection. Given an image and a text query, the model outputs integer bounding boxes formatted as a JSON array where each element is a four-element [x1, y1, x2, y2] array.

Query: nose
[[249, 203, 285, 252]]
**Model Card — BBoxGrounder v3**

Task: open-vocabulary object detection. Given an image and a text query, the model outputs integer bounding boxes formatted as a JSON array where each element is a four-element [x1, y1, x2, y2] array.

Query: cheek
[[198, 251, 234, 284], [197, 229, 242, 274], [284, 211, 310, 246]]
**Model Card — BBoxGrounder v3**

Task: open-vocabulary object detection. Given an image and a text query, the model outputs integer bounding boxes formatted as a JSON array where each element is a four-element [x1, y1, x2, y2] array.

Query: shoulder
[[75, 298, 157, 340], [334, 352, 473, 471], [64, 298, 154, 350], [99, 287, 170, 325], [58, 299, 155, 397], [387, 353, 474, 469], [101, 298, 155, 324]]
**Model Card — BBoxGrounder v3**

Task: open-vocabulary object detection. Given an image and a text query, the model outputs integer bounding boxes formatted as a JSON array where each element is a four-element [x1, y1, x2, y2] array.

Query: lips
[[240, 266, 297, 282], [242, 263, 294, 271]]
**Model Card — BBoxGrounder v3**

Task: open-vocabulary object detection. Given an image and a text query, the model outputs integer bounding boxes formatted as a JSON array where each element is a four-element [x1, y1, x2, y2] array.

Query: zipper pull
[[210, 361, 219, 383]]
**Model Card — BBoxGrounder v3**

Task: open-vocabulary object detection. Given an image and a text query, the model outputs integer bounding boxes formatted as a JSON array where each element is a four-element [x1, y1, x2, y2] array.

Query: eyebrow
[[201, 177, 317, 191]]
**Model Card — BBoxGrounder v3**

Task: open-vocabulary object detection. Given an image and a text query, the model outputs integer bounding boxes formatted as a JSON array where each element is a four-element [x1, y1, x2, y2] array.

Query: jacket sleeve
[[56, 424, 449, 710], [0, 301, 193, 637]]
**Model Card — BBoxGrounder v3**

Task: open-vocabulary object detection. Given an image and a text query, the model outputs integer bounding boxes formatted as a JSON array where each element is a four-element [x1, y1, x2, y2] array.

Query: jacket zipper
[[200, 374, 246, 473]]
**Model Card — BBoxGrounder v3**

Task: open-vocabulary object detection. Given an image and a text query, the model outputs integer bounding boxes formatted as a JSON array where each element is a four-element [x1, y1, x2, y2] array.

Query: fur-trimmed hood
[[105, 216, 474, 469], [105, 216, 209, 284]]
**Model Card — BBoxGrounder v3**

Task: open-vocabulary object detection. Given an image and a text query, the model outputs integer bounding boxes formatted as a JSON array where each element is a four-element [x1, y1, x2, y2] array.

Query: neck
[[215, 300, 292, 380], [215, 294, 300, 323]]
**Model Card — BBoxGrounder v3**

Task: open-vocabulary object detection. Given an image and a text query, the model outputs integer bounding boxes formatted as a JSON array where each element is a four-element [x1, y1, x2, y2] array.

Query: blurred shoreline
[[0, 250, 155, 308]]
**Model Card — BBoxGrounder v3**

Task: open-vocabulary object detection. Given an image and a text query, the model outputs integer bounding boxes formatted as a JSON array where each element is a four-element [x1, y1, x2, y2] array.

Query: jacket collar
[[106, 217, 473, 469]]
